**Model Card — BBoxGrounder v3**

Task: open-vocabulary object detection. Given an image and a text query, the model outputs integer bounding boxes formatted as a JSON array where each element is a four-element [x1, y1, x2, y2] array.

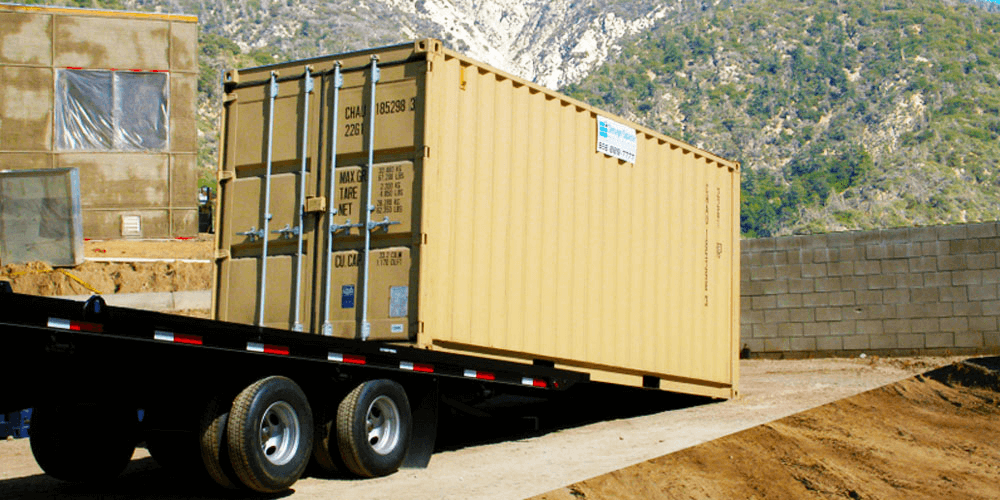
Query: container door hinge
[[214, 249, 231, 261], [218, 170, 234, 182], [224, 93, 237, 103], [419, 321, 425, 333], [423, 146, 431, 158]]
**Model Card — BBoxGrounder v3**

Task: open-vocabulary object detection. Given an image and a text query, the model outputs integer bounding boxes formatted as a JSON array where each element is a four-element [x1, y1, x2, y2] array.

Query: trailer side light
[[247, 342, 289, 355], [400, 361, 434, 373], [521, 377, 547, 388], [47, 317, 103, 333], [328, 352, 366, 365], [153, 331, 203, 345], [463, 369, 495, 381]]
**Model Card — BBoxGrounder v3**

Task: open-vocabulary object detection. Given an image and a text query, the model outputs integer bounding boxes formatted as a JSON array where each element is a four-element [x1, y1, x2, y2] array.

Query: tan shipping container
[[214, 40, 740, 399]]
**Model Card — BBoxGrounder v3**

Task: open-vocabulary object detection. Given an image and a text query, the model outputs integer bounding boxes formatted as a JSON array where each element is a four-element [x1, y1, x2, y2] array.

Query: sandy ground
[[535, 360, 1000, 500], [0, 356, 973, 499], [0, 237, 213, 297]]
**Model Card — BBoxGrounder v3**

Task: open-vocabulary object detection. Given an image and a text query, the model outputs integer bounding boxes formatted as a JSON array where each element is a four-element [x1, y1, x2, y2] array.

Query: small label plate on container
[[389, 286, 408, 317]]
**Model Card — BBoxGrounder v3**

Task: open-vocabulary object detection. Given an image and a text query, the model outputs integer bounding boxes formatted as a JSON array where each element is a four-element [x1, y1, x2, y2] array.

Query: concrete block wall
[[741, 222, 1000, 357]]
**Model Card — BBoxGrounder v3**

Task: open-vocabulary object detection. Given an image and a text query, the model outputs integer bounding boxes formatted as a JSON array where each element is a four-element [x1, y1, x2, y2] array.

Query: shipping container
[[214, 39, 740, 399]]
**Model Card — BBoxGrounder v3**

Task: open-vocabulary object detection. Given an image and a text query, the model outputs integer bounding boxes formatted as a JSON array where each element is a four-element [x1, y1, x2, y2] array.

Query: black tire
[[227, 376, 314, 493], [147, 430, 202, 476], [30, 405, 137, 483], [312, 417, 347, 475], [198, 396, 239, 489], [336, 379, 412, 478]]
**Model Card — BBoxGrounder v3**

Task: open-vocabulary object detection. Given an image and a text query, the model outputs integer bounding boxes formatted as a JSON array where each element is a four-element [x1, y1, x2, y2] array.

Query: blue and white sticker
[[597, 116, 637, 163], [341, 284, 355, 308]]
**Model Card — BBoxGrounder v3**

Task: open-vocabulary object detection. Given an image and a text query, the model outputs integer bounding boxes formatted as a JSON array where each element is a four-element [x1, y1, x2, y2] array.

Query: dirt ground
[[2, 357, 989, 499], [535, 361, 1000, 500], [0, 237, 213, 296]]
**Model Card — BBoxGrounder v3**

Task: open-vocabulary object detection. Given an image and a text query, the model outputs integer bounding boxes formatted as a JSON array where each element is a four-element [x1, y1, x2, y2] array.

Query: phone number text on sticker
[[596, 116, 637, 163]]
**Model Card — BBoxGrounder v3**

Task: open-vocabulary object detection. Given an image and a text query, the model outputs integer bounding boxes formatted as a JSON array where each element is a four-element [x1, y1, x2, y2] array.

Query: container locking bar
[[369, 216, 400, 231], [256, 71, 279, 327], [271, 224, 298, 238], [291, 66, 314, 332], [331, 219, 364, 234], [359, 55, 380, 341], [321, 62, 344, 337], [237, 227, 265, 241]]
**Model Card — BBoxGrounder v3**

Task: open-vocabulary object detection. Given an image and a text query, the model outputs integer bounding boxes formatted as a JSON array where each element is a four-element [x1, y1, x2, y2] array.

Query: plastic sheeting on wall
[[54, 69, 169, 152], [0, 168, 84, 267]]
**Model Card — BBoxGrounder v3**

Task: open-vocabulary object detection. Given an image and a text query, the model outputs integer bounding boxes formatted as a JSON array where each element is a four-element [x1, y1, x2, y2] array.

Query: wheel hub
[[366, 395, 401, 455], [258, 401, 300, 466]]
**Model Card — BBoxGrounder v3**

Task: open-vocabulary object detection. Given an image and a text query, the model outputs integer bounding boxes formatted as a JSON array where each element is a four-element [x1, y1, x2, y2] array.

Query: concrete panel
[[816, 336, 843, 350], [925, 332, 954, 348], [789, 337, 816, 351], [967, 222, 998, 238], [170, 72, 197, 153], [171, 154, 198, 207], [968, 253, 996, 270], [169, 21, 197, 73], [58, 153, 168, 208], [0, 12, 51, 65], [83, 209, 169, 239], [842, 335, 870, 350], [0, 66, 53, 151], [54, 17, 169, 70], [898, 333, 924, 349], [777, 323, 803, 337], [803, 323, 830, 336], [0, 153, 51, 170], [938, 224, 968, 240], [171, 208, 197, 236], [869, 334, 898, 349]]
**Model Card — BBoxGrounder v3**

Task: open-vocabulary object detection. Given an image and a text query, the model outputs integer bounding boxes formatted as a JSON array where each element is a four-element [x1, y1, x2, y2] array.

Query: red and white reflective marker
[[47, 317, 103, 333], [463, 369, 495, 381], [154, 330, 202, 345], [400, 361, 434, 373], [328, 352, 366, 365], [521, 377, 547, 388], [246, 342, 289, 355]]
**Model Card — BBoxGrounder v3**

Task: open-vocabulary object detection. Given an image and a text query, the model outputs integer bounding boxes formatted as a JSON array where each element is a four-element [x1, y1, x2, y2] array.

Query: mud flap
[[401, 378, 438, 468]]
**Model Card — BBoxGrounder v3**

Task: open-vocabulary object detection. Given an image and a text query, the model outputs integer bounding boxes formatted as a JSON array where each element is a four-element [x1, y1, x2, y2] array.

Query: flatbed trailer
[[2, 37, 740, 494], [0, 285, 588, 492]]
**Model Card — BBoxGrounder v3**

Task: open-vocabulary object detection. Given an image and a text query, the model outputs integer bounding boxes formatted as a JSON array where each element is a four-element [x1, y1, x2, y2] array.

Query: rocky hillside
[[563, 0, 1000, 236], [23, 0, 1000, 237], [41, 0, 704, 186]]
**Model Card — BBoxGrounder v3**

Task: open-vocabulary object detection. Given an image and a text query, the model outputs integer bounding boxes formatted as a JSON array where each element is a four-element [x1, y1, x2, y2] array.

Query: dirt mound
[[0, 238, 213, 296], [535, 361, 1000, 500]]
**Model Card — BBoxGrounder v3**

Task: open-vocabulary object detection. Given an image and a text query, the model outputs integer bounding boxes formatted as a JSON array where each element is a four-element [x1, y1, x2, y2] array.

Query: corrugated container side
[[214, 40, 739, 398], [418, 49, 739, 397]]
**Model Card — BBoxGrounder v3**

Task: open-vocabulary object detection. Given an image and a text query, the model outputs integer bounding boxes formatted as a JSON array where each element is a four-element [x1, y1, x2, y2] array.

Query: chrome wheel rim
[[259, 401, 300, 466], [366, 395, 401, 455]]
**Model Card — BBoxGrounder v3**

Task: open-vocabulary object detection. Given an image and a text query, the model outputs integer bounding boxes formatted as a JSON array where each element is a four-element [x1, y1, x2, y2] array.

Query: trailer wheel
[[198, 396, 238, 489], [227, 376, 313, 493], [312, 417, 347, 474], [147, 430, 201, 476], [337, 379, 412, 478], [29, 405, 137, 483]]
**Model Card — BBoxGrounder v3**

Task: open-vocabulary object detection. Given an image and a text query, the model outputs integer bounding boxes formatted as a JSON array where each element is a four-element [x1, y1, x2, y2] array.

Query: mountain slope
[[562, 0, 1000, 236]]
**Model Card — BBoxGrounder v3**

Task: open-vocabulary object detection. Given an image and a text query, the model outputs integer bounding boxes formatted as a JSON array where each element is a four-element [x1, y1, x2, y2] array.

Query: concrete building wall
[[0, 4, 198, 238], [741, 222, 1000, 358]]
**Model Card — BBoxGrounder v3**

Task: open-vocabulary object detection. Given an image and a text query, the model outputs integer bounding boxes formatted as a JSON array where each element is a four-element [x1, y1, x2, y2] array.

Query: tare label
[[596, 116, 637, 163]]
